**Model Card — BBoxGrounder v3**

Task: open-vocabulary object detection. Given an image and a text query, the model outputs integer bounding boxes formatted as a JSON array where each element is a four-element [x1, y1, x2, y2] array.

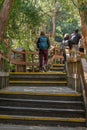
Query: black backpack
[[70, 34, 81, 45]]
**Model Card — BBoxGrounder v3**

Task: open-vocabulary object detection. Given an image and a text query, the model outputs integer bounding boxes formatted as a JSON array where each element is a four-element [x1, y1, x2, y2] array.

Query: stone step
[[0, 97, 84, 109], [52, 64, 65, 67], [50, 67, 65, 71], [10, 75, 67, 81], [9, 80, 68, 86], [0, 91, 83, 101], [10, 72, 66, 75], [0, 105, 85, 118], [0, 115, 86, 127], [10, 72, 67, 80], [0, 64, 86, 128], [9, 72, 67, 86]]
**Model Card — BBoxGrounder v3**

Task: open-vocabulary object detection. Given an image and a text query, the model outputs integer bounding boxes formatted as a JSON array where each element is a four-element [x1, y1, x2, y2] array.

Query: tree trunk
[[0, 0, 14, 41], [41, 24, 46, 34], [52, 15, 56, 39], [77, 0, 87, 48], [80, 12, 87, 55]]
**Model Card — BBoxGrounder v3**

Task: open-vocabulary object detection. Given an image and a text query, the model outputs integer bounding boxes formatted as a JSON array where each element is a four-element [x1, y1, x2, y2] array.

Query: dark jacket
[[70, 32, 81, 45]]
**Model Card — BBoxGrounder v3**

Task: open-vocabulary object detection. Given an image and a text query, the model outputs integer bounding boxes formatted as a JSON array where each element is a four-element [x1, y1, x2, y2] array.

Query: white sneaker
[[43, 65, 47, 72]]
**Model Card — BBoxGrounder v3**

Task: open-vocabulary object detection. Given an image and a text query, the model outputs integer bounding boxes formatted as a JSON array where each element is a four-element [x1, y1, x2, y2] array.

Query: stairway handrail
[[0, 53, 9, 61], [12, 49, 38, 55], [0, 53, 10, 72], [80, 75, 87, 127], [10, 49, 39, 72]]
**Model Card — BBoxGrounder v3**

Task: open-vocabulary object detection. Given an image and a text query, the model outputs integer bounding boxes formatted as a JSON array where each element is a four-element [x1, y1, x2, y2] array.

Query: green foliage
[[0, 0, 85, 71], [21, 1, 42, 26], [1, 0, 82, 50], [45, 0, 81, 42], [5, 0, 43, 51], [0, 0, 4, 10], [0, 41, 10, 72], [0, 41, 7, 54]]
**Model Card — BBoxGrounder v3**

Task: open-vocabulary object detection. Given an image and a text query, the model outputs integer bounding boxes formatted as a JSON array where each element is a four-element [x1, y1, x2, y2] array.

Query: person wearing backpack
[[69, 29, 82, 49], [61, 33, 70, 64], [36, 31, 50, 71]]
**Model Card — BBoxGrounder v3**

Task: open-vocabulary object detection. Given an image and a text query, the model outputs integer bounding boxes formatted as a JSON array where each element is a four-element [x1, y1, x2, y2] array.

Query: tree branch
[[71, 0, 79, 9]]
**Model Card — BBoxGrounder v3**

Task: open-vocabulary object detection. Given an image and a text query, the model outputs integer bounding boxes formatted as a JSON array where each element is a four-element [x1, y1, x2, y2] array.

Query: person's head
[[64, 33, 70, 40], [75, 29, 79, 33], [40, 31, 45, 36]]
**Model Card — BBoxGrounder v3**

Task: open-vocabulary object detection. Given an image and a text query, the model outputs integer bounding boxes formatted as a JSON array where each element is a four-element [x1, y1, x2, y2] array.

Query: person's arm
[[36, 37, 40, 49], [47, 37, 50, 48]]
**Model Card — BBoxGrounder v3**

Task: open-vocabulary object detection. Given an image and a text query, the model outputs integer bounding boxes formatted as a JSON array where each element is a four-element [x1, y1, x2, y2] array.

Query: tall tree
[[0, 0, 14, 41], [77, 0, 87, 47], [71, 0, 87, 47]]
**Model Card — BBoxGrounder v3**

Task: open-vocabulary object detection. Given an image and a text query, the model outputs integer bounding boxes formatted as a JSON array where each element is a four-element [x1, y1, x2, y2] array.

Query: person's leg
[[63, 52, 66, 71], [63, 52, 66, 64], [43, 50, 48, 71], [39, 50, 43, 70], [43, 50, 48, 65]]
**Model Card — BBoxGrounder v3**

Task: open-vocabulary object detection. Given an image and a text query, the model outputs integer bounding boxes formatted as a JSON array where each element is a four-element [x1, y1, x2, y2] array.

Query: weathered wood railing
[[0, 53, 9, 89], [49, 46, 64, 64], [10, 50, 39, 72], [10, 46, 64, 72], [0, 53, 9, 72], [81, 58, 87, 98], [80, 75, 87, 127]]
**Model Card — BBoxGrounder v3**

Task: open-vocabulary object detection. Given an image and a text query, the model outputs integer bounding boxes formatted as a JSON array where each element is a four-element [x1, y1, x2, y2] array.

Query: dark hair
[[40, 31, 45, 36], [75, 29, 79, 33]]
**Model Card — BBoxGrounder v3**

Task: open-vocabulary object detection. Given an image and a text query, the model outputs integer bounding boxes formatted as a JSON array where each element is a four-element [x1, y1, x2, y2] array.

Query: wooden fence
[[10, 50, 39, 72]]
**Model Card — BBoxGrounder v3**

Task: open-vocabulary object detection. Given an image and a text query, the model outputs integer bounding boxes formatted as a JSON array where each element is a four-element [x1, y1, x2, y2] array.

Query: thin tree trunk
[[0, 0, 14, 41], [41, 24, 46, 34], [52, 15, 56, 39]]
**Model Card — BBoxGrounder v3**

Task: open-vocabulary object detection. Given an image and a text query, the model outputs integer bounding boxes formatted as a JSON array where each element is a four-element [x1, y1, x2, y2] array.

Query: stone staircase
[[9, 72, 67, 87], [50, 64, 65, 72], [0, 63, 86, 127]]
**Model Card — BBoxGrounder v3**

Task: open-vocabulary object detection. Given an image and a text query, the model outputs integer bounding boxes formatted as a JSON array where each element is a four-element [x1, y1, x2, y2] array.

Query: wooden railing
[[80, 75, 87, 127], [81, 58, 87, 98], [0, 53, 9, 72], [10, 47, 64, 72], [48, 46, 64, 64], [10, 50, 39, 72]]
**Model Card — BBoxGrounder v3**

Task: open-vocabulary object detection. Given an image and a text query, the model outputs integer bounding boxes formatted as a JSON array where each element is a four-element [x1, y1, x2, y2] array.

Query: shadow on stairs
[[0, 63, 86, 128]]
